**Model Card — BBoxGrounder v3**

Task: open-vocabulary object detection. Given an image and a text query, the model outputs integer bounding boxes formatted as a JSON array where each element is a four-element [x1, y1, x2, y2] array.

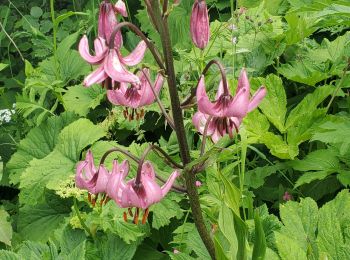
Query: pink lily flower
[[78, 1, 147, 87], [75, 150, 110, 195], [107, 68, 164, 108], [79, 37, 147, 87], [190, 0, 210, 49], [106, 160, 179, 209], [193, 69, 266, 142]]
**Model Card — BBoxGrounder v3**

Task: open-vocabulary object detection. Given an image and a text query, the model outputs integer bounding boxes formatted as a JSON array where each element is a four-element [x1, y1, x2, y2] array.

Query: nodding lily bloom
[[79, 39, 147, 87], [75, 150, 110, 195], [107, 68, 164, 109], [107, 160, 179, 209], [190, 0, 210, 49], [79, 0, 147, 87], [197, 69, 266, 118], [193, 69, 266, 142]]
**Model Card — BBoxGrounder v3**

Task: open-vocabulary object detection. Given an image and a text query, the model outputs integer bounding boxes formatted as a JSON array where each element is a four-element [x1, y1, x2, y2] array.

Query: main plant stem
[[156, 10, 216, 260]]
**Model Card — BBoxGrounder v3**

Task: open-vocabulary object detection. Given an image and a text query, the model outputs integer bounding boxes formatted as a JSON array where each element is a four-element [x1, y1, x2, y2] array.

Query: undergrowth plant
[[0, 0, 349, 260]]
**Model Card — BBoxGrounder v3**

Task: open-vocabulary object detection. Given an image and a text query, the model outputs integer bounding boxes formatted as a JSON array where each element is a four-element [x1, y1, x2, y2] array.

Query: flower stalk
[[149, 1, 216, 258]]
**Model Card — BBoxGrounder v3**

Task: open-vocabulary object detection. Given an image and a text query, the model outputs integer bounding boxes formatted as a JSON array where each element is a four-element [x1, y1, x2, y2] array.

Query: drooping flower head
[[107, 160, 179, 209], [190, 0, 210, 49], [78, 0, 147, 88], [75, 150, 110, 195], [107, 68, 164, 119], [193, 69, 266, 142]]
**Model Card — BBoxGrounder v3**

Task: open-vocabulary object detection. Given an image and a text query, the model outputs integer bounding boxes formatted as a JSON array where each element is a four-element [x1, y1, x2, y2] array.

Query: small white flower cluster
[[0, 104, 15, 125]]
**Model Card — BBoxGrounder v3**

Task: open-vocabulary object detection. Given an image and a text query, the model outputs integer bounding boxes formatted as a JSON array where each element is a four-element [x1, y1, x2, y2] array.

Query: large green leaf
[[19, 118, 105, 205], [286, 85, 334, 129], [151, 194, 184, 230], [291, 149, 340, 188], [7, 112, 78, 185], [250, 75, 287, 133], [279, 198, 319, 256], [18, 192, 72, 242], [275, 232, 308, 260], [317, 190, 350, 259], [63, 84, 105, 116], [97, 233, 138, 260], [312, 119, 350, 155]]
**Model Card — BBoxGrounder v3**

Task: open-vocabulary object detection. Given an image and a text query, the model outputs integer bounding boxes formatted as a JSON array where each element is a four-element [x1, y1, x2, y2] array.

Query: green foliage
[[2, 0, 350, 259], [0, 209, 12, 246]]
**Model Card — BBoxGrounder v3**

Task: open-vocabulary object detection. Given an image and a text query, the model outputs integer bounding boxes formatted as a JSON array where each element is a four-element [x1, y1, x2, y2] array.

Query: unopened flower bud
[[190, 0, 210, 49]]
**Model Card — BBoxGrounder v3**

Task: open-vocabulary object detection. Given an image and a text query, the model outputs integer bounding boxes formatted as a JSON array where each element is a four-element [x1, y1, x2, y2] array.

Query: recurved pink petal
[[139, 162, 163, 208], [79, 36, 107, 64], [93, 165, 110, 194], [224, 88, 249, 118], [115, 0, 128, 17], [98, 1, 123, 49], [216, 80, 225, 100], [107, 83, 129, 106], [75, 150, 97, 190], [75, 161, 89, 189], [160, 170, 180, 197], [192, 111, 214, 136], [83, 66, 108, 87], [94, 37, 108, 56], [106, 160, 129, 202], [196, 76, 217, 115], [104, 49, 140, 84], [237, 68, 250, 94], [138, 70, 164, 107], [248, 86, 267, 112], [119, 41, 147, 66]]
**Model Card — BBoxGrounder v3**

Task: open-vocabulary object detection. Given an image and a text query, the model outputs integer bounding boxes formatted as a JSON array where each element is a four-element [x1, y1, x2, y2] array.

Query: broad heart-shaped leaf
[[7, 112, 78, 185], [96, 233, 138, 260], [19, 118, 105, 205], [63, 84, 105, 116], [284, 12, 317, 45], [151, 194, 184, 230], [312, 119, 350, 155], [172, 223, 211, 259], [286, 85, 335, 129], [250, 75, 287, 133], [0, 209, 12, 246], [18, 192, 72, 242], [279, 198, 319, 256], [317, 190, 350, 259], [87, 202, 148, 244], [245, 162, 287, 189], [56, 226, 86, 260], [290, 148, 341, 188], [274, 232, 308, 260]]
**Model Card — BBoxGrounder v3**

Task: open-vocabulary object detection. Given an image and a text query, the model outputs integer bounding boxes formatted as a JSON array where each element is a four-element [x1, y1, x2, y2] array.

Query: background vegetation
[[0, 0, 349, 259]]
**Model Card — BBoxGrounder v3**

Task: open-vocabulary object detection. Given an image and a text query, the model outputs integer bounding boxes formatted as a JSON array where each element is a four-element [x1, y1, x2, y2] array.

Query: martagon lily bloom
[[107, 68, 164, 118], [78, 0, 147, 87], [190, 0, 210, 49], [106, 160, 179, 223], [75, 150, 110, 195], [193, 69, 266, 142]]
